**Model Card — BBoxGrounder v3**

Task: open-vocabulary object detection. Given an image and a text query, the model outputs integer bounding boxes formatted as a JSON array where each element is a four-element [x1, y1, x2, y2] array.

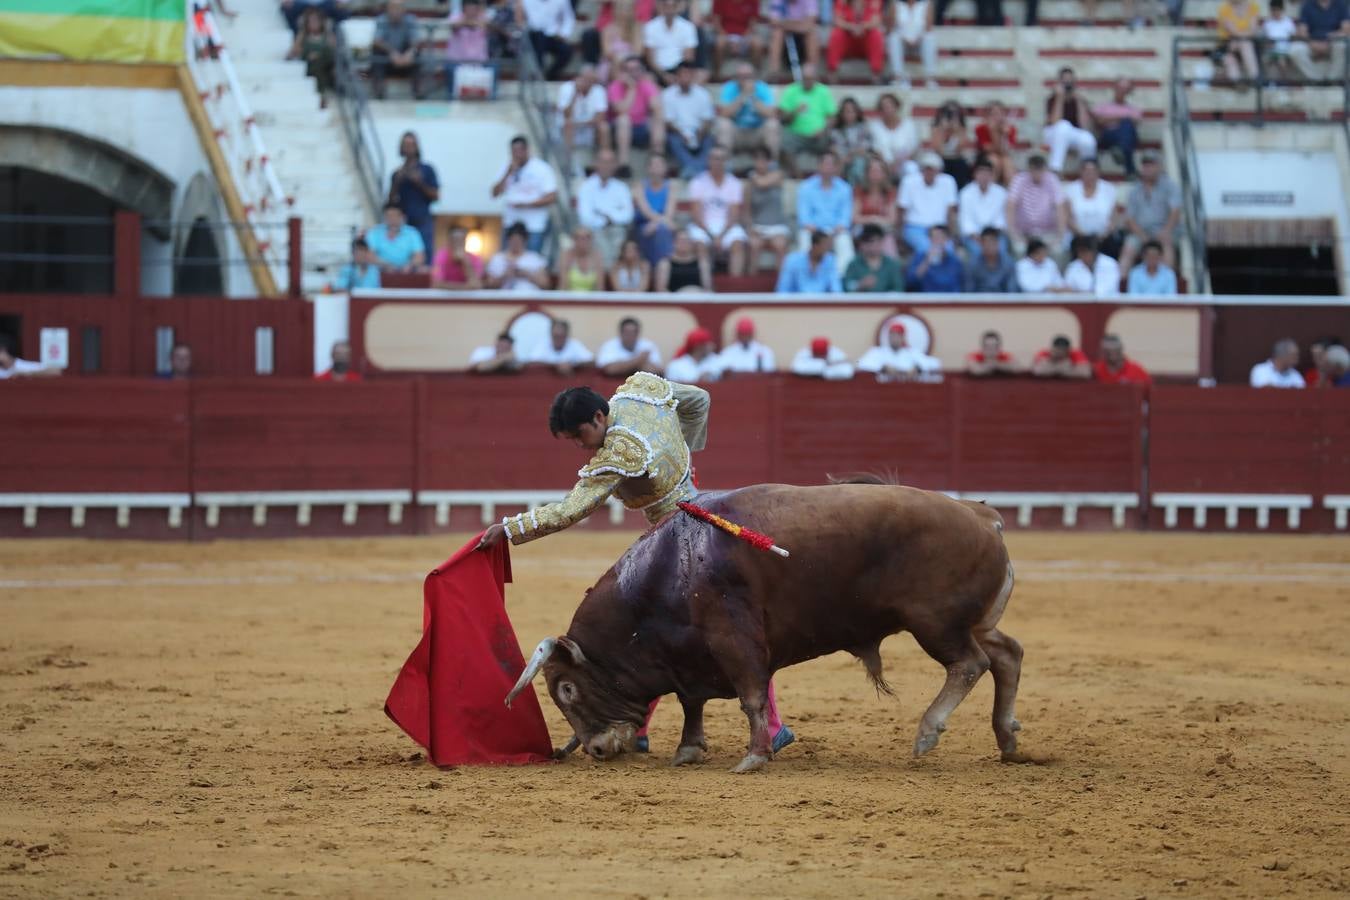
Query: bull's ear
[[555, 635, 587, 666]]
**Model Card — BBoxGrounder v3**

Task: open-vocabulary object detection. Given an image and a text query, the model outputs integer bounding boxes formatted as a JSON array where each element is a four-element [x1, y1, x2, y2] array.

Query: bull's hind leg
[[730, 684, 775, 774], [975, 628, 1024, 759], [910, 631, 990, 757], [671, 695, 708, 766]]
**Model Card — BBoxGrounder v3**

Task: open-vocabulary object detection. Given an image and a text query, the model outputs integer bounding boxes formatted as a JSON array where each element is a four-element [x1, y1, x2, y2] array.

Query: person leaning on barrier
[[1031, 334, 1091, 380], [468, 332, 522, 375], [0, 334, 55, 380], [1250, 338, 1306, 388], [965, 330, 1018, 378], [316, 340, 362, 382]]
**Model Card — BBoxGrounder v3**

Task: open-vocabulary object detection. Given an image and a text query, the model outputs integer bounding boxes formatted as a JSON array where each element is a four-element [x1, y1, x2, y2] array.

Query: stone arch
[[173, 172, 224, 258]]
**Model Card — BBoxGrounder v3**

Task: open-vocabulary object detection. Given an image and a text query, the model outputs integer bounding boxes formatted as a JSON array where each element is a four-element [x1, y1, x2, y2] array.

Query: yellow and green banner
[[0, 0, 185, 64]]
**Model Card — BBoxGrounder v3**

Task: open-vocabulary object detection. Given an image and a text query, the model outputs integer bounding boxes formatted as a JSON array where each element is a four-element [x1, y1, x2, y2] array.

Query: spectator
[[334, 237, 382, 290], [1005, 155, 1066, 256], [486, 0, 522, 63], [898, 150, 957, 257], [853, 156, 899, 257], [609, 238, 652, 291], [1249, 338, 1306, 388], [827, 0, 885, 83], [432, 226, 483, 288], [656, 230, 713, 291], [1218, 0, 1262, 84], [746, 146, 792, 273], [791, 336, 855, 379], [446, 0, 492, 98], [288, 9, 336, 103], [1093, 334, 1152, 386], [469, 331, 521, 374], [1262, 0, 1299, 81], [857, 322, 941, 380], [1317, 344, 1350, 387], [974, 100, 1017, 186], [644, 0, 700, 83], [597, 316, 664, 375], [633, 153, 680, 265], [928, 100, 973, 188], [371, 0, 425, 100], [1043, 67, 1096, 174], [1031, 335, 1091, 379], [715, 62, 781, 157], [906, 224, 962, 292], [777, 231, 844, 293], [886, 0, 937, 90], [844, 224, 904, 291], [166, 343, 193, 380], [1063, 158, 1118, 255], [662, 61, 715, 178], [965, 330, 1018, 377], [868, 93, 920, 178], [685, 147, 750, 275], [528, 318, 594, 374], [964, 227, 1017, 293], [598, 0, 645, 77], [491, 135, 558, 253], [609, 56, 666, 169], [388, 131, 440, 257], [520, 0, 575, 79], [718, 317, 777, 372], [665, 327, 723, 382], [1126, 240, 1178, 295], [576, 148, 635, 266], [0, 335, 50, 379], [365, 203, 427, 271], [557, 226, 606, 291], [830, 98, 874, 185], [1304, 335, 1343, 386], [1091, 79, 1142, 178], [316, 340, 361, 382], [957, 159, 1008, 258], [557, 65, 612, 159], [1014, 238, 1066, 292], [1117, 151, 1182, 274], [485, 223, 551, 291], [778, 63, 837, 177], [280, 0, 347, 33], [796, 150, 855, 269], [1063, 236, 1121, 297], [711, 0, 764, 79], [766, 0, 821, 76]]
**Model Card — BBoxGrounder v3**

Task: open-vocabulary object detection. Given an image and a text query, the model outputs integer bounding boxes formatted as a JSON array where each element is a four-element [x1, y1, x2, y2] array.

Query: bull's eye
[[558, 681, 578, 704]]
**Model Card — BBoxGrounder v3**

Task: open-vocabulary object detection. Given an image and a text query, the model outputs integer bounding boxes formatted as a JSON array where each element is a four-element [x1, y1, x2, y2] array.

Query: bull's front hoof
[[731, 753, 770, 774], [913, 732, 941, 757], [671, 745, 706, 767]]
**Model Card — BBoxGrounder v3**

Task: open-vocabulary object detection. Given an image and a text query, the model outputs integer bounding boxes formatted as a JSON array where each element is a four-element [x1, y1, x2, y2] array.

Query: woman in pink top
[[608, 55, 665, 168], [432, 226, 484, 288]]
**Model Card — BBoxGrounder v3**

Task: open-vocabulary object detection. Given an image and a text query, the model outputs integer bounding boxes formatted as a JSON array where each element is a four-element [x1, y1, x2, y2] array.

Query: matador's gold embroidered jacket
[[501, 372, 709, 545]]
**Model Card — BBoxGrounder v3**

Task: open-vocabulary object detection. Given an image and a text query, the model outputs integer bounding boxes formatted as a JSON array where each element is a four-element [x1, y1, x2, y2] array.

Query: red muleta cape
[[385, 534, 554, 766]]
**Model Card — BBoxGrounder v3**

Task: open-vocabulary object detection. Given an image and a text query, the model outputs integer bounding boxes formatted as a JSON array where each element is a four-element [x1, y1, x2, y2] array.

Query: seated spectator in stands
[[609, 238, 652, 291], [528, 319, 594, 375], [280, 0, 347, 33], [645, 0, 700, 83], [371, 0, 425, 100], [334, 237, 382, 290], [446, 0, 492, 98], [595, 0, 645, 77], [1126, 240, 1178, 295], [928, 100, 973, 188], [853, 156, 899, 256], [1304, 335, 1343, 386], [898, 151, 957, 257], [609, 56, 665, 169], [964, 227, 1017, 293], [857, 322, 941, 381], [469, 332, 522, 374], [388, 131, 440, 257], [906, 224, 963, 292], [778, 231, 844, 293], [715, 63, 781, 158], [869, 93, 920, 179], [486, 0, 522, 60], [491, 135, 558, 254], [958, 159, 1008, 259], [1262, 0, 1299, 81], [1043, 67, 1096, 174], [486, 223, 551, 291], [662, 62, 716, 178], [710, 0, 763, 79], [316, 340, 361, 382], [718, 317, 778, 372], [1318, 344, 1350, 387], [831, 98, 874, 186], [1006, 155, 1065, 257], [974, 101, 1017, 185], [1031, 335, 1090, 379], [1218, 0, 1263, 84], [164, 343, 193, 380], [1093, 333, 1151, 386], [597, 316, 664, 375], [746, 147, 792, 273], [827, 0, 885, 83], [886, 0, 938, 90], [1063, 158, 1117, 255], [1250, 338, 1306, 388], [557, 66, 612, 159], [288, 9, 336, 102], [665, 327, 723, 382], [766, 0, 821, 77], [656, 230, 713, 291], [1091, 79, 1142, 178], [633, 153, 680, 265], [779, 64, 837, 177], [432, 227, 483, 289], [1118, 151, 1182, 274], [1063, 236, 1121, 298], [0, 335, 52, 379], [520, 0, 576, 80], [556, 226, 606, 292], [576, 149, 634, 267], [687, 147, 750, 275], [844, 224, 904, 292], [796, 150, 855, 269], [1014, 238, 1066, 292], [965, 330, 1018, 377], [366, 204, 427, 271], [791, 337, 855, 379]]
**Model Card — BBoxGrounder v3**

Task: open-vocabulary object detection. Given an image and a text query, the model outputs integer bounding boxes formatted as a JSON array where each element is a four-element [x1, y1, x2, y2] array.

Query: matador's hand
[[476, 523, 507, 550]]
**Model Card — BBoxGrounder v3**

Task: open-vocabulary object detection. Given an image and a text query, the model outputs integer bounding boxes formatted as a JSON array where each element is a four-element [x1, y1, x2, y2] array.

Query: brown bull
[[506, 481, 1023, 773]]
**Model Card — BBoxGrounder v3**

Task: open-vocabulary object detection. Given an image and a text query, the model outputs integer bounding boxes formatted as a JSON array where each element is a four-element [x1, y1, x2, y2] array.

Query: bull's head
[[505, 636, 650, 761]]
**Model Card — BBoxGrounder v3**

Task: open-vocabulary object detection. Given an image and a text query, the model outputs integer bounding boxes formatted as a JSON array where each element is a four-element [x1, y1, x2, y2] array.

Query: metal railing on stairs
[[334, 25, 387, 222], [1168, 41, 1211, 296], [514, 39, 577, 255]]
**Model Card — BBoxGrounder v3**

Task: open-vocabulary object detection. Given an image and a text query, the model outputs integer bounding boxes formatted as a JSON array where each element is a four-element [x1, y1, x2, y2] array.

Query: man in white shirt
[[717, 317, 777, 373], [556, 65, 611, 157], [596, 316, 664, 377], [791, 337, 854, 380], [661, 62, 715, 178], [485, 223, 551, 291], [686, 146, 749, 275], [1062, 236, 1121, 298], [643, 0, 699, 84], [1015, 238, 1067, 293], [468, 332, 521, 374], [1250, 338, 1307, 388], [490, 135, 559, 251], [576, 148, 634, 267], [957, 159, 1008, 259], [1062, 158, 1117, 247], [0, 335, 50, 379], [528, 318, 594, 375], [521, 0, 575, 79], [664, 327, 722, 382], [856, 322, 942, 381], [898, 151, 957, 257]]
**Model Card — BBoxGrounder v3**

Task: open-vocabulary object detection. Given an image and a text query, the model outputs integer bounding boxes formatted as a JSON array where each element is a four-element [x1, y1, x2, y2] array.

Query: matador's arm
[[670, 382, 710, 452], [502, 470, 623, 545]]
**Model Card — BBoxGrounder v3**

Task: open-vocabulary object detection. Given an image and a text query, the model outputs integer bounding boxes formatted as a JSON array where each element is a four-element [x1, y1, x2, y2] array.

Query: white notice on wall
[[40, 328, 69, 369]]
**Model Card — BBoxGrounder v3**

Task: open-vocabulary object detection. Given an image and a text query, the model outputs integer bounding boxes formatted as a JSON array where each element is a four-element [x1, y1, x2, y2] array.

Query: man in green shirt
[[778, 63, 836, 175], [843, 224, 904, 292]]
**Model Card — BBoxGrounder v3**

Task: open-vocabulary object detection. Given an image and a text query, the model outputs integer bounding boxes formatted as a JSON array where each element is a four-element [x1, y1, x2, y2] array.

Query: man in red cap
[[716, 316, 777, 373], [856, 321, 941, 381], [665, 327, 723, 382], [790, 336, 855, 379]]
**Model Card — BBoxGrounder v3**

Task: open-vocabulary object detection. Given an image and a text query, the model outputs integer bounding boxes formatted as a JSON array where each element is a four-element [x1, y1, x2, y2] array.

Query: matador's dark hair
[[548, 387, 609, 436]]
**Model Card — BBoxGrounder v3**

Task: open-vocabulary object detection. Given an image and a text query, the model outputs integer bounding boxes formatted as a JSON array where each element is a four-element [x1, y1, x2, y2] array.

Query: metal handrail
[[1169, 37, 1211, 295], [334, 25, 387, 220], [514, 35, 576, 254]]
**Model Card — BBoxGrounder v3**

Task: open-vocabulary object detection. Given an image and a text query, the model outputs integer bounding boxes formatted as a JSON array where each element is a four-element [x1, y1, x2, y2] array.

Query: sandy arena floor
[[2, 531, 1349, 899]]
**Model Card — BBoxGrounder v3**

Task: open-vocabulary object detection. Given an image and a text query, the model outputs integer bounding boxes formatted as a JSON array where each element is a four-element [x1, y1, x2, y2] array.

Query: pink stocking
[[766, 679, 783, 734], [636, 698, 661, 737]]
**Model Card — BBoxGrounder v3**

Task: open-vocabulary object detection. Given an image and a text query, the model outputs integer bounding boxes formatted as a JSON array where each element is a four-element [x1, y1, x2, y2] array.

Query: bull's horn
[[504, 637, 555, 707]]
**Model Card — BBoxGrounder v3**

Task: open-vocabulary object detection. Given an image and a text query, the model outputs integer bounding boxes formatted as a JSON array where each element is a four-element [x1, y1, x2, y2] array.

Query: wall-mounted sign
[[1221, 191, 1294, 206]]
